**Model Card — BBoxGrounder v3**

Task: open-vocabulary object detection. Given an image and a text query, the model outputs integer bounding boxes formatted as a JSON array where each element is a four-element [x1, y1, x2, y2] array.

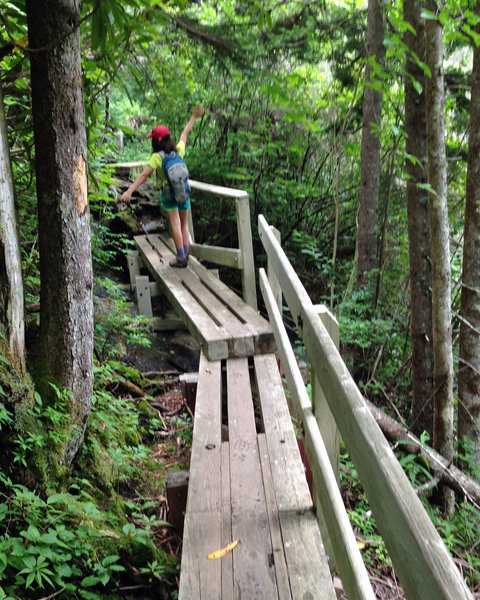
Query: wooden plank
[[136, 233, 274, 358], [227, 358, 265, 513], [135, 275, 153, 320], [231, 511, 278, 599], [279, 510, 336, 600], [226, 358, 278, 598], [267, 226, 282, 311], [185, 263, 275, 354], [179, 512, 222, 600], [153, 234, 257, 357], [221, 442, 234, 600], [186, 354, 222, 514], [159, 234, 257, 324], [258, 434, 292, 600], [177, 265, 256, 358], [259, 268, 376, 600], [254, 354, 312, 511], [258, 214, 311, 327], [313, 305, 340, 481], [127, 250, 141, 291], [191, 243, 243, 269]]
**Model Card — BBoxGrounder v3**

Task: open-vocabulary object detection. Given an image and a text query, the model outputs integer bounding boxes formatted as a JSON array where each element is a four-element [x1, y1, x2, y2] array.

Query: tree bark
[[0, 82, 25, 374], [26, 0, 93, 467], [458, 3, 480, 467], [356, 0, 385, 293], [425, 0, 454, 512], [403, 0, 434, 437]]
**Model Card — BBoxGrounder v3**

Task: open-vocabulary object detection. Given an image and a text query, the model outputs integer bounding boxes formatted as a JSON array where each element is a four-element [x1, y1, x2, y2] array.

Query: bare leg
[[166, 209, 183, 252], [179, 210, 190, 248]]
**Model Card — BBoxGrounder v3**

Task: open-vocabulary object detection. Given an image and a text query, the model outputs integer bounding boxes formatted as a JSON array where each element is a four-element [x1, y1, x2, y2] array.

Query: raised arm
[[179, 104, 205, 145]]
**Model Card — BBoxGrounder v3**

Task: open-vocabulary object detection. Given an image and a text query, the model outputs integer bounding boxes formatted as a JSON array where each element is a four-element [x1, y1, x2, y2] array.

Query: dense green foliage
[[2, 0, 480, 596]]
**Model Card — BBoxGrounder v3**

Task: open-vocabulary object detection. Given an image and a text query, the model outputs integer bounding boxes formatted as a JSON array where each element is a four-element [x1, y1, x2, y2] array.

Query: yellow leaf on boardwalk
[[208, 539, 239, 560]]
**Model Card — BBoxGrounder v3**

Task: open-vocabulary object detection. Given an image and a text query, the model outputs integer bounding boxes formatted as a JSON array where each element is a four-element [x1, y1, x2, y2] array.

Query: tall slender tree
[[25, 0, 93, 467], [403, 0, 433, 437], [0, 81, 25, 374], [425, 0, 454, 512], [458, 4, 480, 467], [357, 0, 385, 293]]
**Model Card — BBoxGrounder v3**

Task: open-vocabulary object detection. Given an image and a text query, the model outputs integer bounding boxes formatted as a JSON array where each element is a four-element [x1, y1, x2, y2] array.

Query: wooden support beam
[[135, 275, 153, 330], [127, 250, 142, 291]]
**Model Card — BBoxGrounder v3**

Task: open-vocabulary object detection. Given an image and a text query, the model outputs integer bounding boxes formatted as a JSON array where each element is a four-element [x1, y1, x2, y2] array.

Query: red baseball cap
[[147, 125, 170, 140]]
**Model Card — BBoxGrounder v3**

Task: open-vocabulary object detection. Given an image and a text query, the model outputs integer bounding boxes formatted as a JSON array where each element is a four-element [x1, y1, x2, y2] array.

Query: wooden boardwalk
[[129, 233, 336, 599]]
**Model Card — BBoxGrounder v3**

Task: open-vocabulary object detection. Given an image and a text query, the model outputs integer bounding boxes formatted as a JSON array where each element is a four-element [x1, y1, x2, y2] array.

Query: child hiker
[[121, 104, 204, 267]]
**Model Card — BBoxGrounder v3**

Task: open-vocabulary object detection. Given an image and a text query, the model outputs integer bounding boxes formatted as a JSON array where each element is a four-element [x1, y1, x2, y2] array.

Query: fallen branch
[[366, 399, 480, 509]]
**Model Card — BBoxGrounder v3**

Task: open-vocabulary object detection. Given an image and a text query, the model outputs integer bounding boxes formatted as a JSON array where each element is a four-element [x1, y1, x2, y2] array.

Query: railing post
[[235, 196, 257, 310]]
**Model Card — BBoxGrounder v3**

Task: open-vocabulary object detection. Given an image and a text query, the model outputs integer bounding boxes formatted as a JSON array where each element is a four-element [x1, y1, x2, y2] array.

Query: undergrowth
[[340, 439, 480, 593], [0, 283, 186, 600]]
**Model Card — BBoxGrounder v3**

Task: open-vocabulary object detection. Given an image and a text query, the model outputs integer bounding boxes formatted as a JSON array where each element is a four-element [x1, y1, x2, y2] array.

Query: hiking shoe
[[169, 257, 188, 268]]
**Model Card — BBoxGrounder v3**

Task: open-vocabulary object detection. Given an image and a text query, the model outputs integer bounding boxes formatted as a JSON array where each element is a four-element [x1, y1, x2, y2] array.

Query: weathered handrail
[[258, 214, 473, 600], [188, 180, 257, 310]]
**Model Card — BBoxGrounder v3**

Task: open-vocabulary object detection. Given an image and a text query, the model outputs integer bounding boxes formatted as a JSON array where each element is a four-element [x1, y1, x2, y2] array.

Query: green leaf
[[58, 563, 73, 578], [22, 555, 36, 570], [0, 553, 8, 575], [82, 575, 101, 586], [47, 493, 70, 505]]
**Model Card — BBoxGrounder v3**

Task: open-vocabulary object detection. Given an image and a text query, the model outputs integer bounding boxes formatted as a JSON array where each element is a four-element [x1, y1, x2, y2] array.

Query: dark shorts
[[161, 189, 190, 212]]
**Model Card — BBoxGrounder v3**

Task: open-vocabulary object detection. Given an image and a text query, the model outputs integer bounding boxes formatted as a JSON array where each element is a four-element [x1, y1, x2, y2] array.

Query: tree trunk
[[356, 0, 385, 292], [425, 0, 454, 513], [26, 0, 93, 467], [458, 4, 480, 468], [0, 82, 25, 374], [403, 0, 434, 437]]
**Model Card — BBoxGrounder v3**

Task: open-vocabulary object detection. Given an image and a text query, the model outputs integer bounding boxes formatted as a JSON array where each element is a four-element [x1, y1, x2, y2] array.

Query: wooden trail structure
[[124, 176, 473, 600]]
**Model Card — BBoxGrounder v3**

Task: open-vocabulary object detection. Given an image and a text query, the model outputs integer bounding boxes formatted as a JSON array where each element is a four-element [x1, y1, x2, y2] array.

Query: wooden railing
[[187, 180, 257, 310], [258, 214, 473, 600]]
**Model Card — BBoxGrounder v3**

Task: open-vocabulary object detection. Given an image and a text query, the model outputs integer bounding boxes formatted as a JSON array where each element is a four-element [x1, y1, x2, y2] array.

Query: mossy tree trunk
[[25, 0, 94, 467]]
